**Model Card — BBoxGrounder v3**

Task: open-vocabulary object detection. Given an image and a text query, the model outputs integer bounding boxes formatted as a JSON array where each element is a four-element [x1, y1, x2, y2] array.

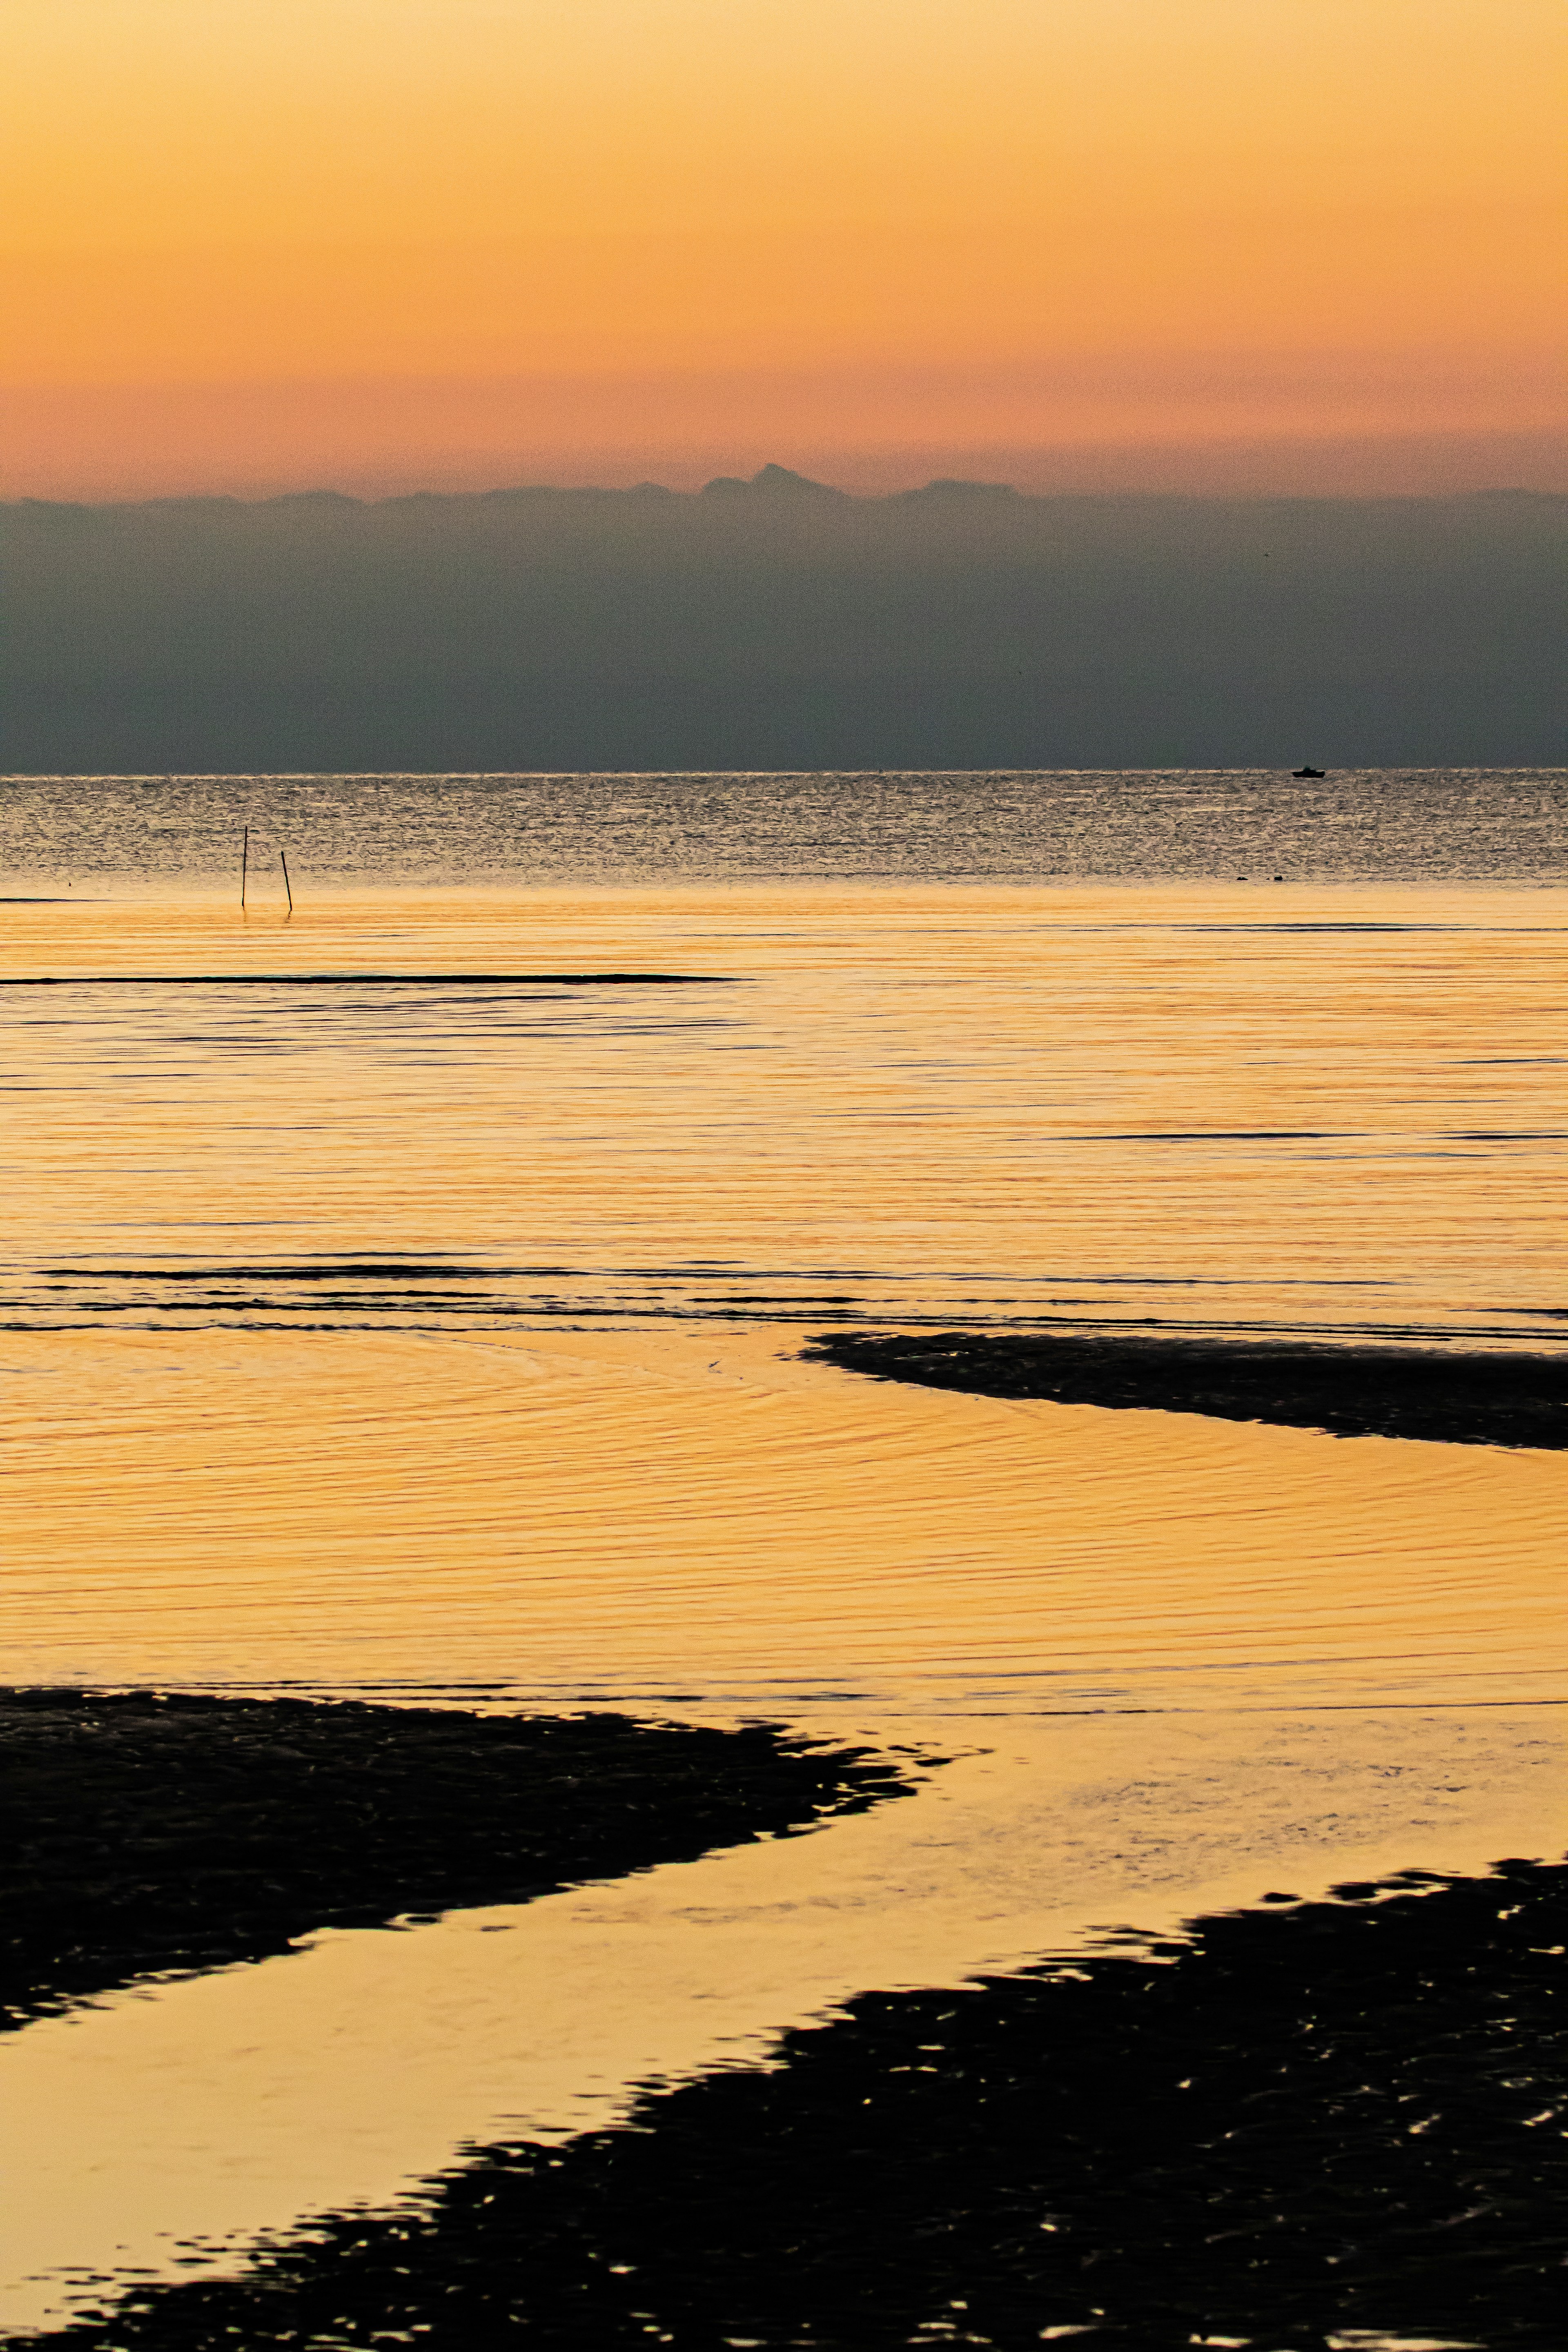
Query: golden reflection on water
[[4, 882, 1566, 1337], [2, 881, 1565, 2332], [4, 1325, 1565, 1710]]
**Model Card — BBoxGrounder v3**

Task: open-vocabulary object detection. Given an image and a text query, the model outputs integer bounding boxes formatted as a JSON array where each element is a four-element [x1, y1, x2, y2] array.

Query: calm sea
[[3, 767, 1566, 1344]]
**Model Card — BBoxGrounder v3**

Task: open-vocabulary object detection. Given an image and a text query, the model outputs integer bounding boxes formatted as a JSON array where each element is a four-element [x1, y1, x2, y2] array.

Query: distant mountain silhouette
[[701, 464, 848, 499]]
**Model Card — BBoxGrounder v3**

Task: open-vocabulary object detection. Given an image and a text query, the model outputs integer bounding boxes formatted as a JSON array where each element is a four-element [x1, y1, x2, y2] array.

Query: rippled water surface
[[2, 771, 1565, 2332], [3, 777, 1566, 1343]]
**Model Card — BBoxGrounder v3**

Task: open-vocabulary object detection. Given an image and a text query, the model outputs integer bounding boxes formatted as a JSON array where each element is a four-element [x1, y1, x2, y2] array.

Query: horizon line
[[7, 463, 1565, 516]]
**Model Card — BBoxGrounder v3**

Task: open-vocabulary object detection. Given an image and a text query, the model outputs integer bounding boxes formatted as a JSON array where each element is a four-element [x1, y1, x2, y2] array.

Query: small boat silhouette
[[1293, 764, 1325, 777]]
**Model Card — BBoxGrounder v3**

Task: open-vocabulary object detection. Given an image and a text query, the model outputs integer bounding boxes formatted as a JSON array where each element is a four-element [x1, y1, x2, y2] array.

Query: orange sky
[[3, 0, 1563, 497]]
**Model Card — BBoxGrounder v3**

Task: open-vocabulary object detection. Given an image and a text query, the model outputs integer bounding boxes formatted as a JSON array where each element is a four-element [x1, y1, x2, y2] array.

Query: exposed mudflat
[[25, 1852, 1566, 2351], [811, 1329, 1568, 1449], [0, 1691, 909, 2029]]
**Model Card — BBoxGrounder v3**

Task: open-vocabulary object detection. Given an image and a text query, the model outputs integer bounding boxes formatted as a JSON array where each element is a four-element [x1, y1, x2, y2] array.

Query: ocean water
[[4, 766, 1566, 890], [3, 768, 1567, 1345], [2, 770, 1565, 2328]]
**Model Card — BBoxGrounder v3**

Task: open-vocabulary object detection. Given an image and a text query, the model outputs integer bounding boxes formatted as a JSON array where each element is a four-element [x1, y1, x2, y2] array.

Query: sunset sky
[[4, 0, 1563, 499]]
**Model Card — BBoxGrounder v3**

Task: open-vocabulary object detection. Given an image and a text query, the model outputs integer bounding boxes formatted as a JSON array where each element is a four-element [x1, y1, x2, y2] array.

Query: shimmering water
[[4, 767, 1567, 890], [2, 771, 1565, 2332], [3, 780, 1567, 1345]]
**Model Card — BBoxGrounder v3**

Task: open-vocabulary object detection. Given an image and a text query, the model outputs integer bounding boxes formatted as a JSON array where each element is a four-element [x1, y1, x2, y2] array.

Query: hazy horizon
[[9, 463, 1567, 514], [5, 472, 1561, 773], [7, 403, 1564, 510]]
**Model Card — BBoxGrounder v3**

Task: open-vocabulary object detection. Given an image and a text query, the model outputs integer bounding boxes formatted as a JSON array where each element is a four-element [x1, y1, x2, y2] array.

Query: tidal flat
[[3, 786, 1566, 2342], [0, 1693, 909, 2030], [22, 1854, 1567, 2351], [4, 1680, 1563, 2350]]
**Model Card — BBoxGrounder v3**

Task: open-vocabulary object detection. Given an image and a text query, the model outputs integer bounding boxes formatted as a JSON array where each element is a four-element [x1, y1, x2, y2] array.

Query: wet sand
[[4, 1677, 1563, 2348], [0, 1692, 907, 2030], [9, 1700, 1560, 2341], [24, 1853, 1566, 2350], [813, 1330, 1568, 1449]]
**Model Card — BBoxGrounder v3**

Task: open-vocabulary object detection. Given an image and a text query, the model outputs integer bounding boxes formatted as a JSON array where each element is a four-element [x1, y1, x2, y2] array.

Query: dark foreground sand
[[24, 1852, 1566, 2350], [0, 1691, 908, 2031], [808, 1329, 1568, 1448]]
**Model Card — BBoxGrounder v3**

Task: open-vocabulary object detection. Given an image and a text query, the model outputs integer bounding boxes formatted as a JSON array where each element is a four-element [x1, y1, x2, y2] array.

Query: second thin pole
[[279, 850, 294, 913], [241, 825, 249, 908]]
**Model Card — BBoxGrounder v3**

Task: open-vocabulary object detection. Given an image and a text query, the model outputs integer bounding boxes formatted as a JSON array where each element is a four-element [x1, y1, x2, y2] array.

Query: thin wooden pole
[[241, 825, 248, 907], [279, 850, 294, 912]]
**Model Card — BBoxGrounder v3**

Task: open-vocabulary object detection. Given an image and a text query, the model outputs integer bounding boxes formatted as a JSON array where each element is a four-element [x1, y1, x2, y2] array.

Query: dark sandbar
[[0, 973, 733, 987], [0, 1690, 906, 2031], [808, 1329, 1568, 1448], [35, 1855, 1568, 2350]]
